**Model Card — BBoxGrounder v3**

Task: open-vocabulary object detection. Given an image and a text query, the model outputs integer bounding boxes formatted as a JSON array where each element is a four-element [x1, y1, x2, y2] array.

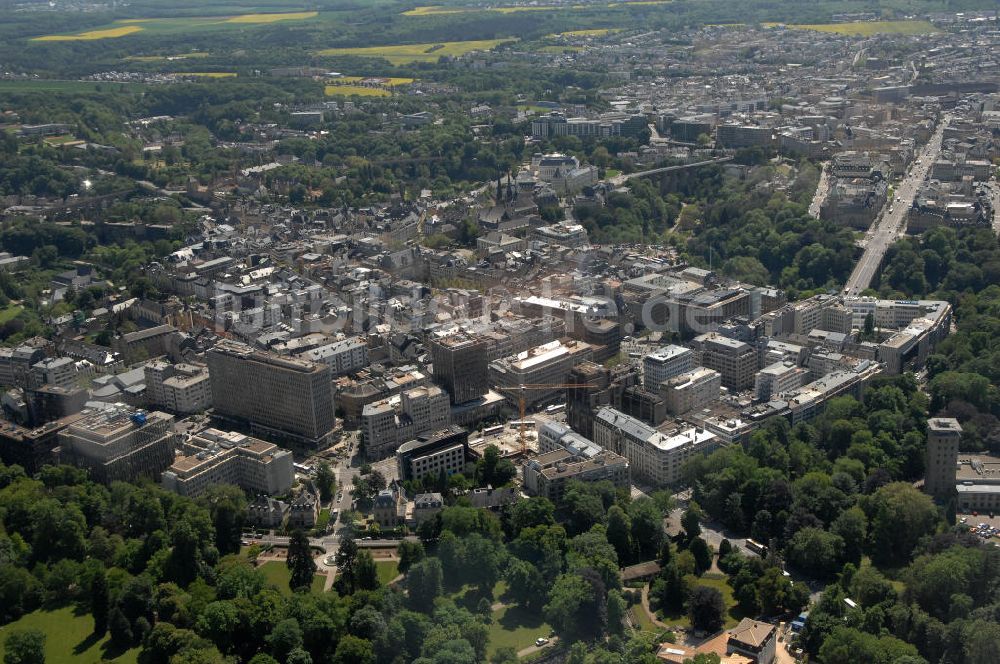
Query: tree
[[688, 586, 725, 634], [397, 539, 425, 574], [491, 646, 518, 664], [316, 462, 336, 503], [3, 630, 45, 664], [286, 530, 316, 592], [407, 558, 444, 609], [681, 502, 702, 541], [109, 607, 134, 647], [200, 485, 246, 556], [268, 619, 303, 662], [863, 483, 939, 567], [354, 550, 380, 591], [689, 538, 713, 576], [786, 527, 844, 579], [91, 570, 109, 637], [544, 571, 607, 639], [332, 635, 374, 664], [606, 506, 634, 564]]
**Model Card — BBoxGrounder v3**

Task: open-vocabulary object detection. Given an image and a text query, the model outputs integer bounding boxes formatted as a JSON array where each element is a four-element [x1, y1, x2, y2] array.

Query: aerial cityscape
[[0, 1, 998, 663]]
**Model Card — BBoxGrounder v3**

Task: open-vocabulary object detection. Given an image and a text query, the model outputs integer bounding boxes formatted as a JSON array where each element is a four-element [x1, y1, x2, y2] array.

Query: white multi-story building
[[161, 428, 294, 498], [643, 345, 695, 391], [592, 407, 717, 487], [753, 361, 809, 402], [300, 336, 369, 376], [660, 367, 721, 415], [361, 385, 450, 460], [144, 361, 213, 415]]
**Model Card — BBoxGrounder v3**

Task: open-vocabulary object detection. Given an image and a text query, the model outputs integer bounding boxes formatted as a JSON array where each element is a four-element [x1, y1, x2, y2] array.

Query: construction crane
[[495, 383, 595, 454]]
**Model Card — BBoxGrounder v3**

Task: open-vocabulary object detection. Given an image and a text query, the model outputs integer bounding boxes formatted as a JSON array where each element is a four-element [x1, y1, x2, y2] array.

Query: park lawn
[[259, 561, 326, 595], [324, 85, 391, 97], [658, 574, 746, 629], [629, 603, 657, 632], [376, 560, 399, 585], [767, 20, 939, 36], [0, 605, 139, 664], [487, 605, 551, 658], [0, 305, 24, 325], [317, 39, 517, 65]]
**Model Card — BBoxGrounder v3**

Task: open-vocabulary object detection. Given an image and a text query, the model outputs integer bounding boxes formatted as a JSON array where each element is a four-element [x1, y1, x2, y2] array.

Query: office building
[[429, 334, 488, 404], [161, 427, 294, 498], [58, 405, 175, 484], [926, 417, 962, 498], [691, 333, 757, 391], [30, 357, 78, 390], [396, 425, 469, 481], [660, 367, 722, 416], [489, 339, 593, 410], [144, 361, 213, 415], [361, 385, 450, 461], [643, 345, 695, 391], [0, 416, 76, 474], [207, 340, 336, 450], [523, 448, 629, 502], [592, 407, 717, 487], [300, 336, 369, 376], [753, 362, 809, 402]]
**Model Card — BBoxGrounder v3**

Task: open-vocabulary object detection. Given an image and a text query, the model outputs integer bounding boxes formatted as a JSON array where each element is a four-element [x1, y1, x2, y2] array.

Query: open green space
[[317, 39, 517, 65], [30, 11, 321, 41], [0, 304, 24, 324], [0, 605, 139, 664], [657, 573, 746, 629], [375, 560, 399, 586], [0, 80, 147, 94], [486, 605, 551, 658], [258, 560, 326, 595]]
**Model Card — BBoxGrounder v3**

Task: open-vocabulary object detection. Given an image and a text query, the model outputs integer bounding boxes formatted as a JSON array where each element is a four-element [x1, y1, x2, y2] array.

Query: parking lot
[[959, 514, 1000, 543]]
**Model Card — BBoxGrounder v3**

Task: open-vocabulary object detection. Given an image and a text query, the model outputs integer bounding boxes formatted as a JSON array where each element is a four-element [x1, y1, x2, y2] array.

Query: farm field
[[403, 1, 669, 15], [31, 11, 320, 41], [32, 26, 143, 41], [0, 605, 139, 664], [767, 20, 940, 36], [125, 52, 210, 62], [0, 79, 147, 93], [173, 72, 238, 78], [325, 85, 391, 97], [318, 39, 516, 65], [550, 28, 621, 37]]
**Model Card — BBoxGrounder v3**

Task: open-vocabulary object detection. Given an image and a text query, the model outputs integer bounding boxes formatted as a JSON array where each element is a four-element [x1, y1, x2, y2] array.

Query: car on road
[[535, 638, 549, 647]]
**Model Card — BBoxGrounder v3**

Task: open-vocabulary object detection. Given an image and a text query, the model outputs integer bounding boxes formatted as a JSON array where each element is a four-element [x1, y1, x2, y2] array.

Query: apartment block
[[753, 361, 810, 402], [523, 448, 629, 502], [58, 405, 175, 484], [300, 336, 369, 376], [161, 427, 294, 498]]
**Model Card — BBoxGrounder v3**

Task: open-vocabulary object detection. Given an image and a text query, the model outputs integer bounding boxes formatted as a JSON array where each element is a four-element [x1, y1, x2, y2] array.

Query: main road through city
[[843, 116, 950, 296]]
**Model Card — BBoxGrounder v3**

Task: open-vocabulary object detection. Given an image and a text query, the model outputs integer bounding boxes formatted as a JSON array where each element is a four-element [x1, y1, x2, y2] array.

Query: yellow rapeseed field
[[318, 39, 515, 65], [32, 25, 144, 41], [225, 11, 318, 23], [324, 85, 392, 97]]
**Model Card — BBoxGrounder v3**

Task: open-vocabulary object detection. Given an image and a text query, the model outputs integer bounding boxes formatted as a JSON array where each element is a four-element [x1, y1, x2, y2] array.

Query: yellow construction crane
[[496, 383, 595, 454]]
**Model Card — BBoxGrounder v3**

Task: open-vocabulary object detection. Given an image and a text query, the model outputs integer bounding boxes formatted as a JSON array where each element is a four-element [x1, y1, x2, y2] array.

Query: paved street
[[844, 116, 950, 296], [808, 163, 830, 218]]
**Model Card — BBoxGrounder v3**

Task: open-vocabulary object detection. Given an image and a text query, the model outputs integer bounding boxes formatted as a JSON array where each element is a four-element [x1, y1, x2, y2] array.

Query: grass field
[[325, 85, 391, 97], [0, 606, 139, 664], [0, 304, 23, 324], [629, 603, 657, 632], [125, 52, 209, 62], [487, 605, 551, 658], [375, 560, 399, 585], [550, 28, 620, 37], [538, 45, 585, 53], [32, 26, 143, 41], [318, 38, 516, 65], [404, 1, 668, 15], [767, 20, 940, 36], [0, 80, 147, 93], [657, 574, 747, 629], [259, 561, 327, 595], [173, 72, 237, 78], [33, 11, 320, 41]]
